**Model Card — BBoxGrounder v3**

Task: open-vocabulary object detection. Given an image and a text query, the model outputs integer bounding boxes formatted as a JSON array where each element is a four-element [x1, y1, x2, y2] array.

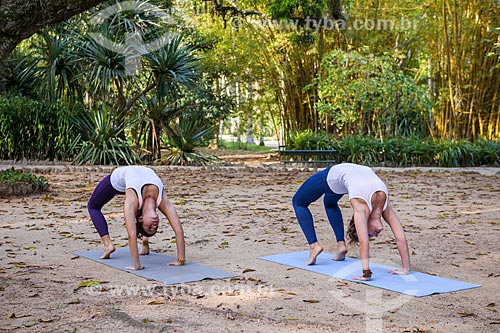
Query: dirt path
[[1, 163, 499, 332]]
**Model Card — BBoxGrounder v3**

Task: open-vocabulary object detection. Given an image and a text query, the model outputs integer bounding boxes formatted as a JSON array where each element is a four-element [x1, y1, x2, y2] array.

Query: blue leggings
[[87, 174, 124, 237], [292, 167, 345, 244]]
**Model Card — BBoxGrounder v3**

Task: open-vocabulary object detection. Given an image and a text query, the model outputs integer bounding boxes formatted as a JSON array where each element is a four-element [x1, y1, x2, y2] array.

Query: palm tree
[[16, 28, 81, 103], [72, 105, 140, 165], [162, 108, 218, 166], [132, 34, 203, 160], [12, 2, 222, 165], [67, 6, 205, 163]]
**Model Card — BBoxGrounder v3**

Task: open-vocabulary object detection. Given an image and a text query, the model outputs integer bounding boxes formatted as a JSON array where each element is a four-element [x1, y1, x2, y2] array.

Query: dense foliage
[[160, 108, 219, 165], [2, 2, 226, 165], [0, 0, 499, 165], [286, 132, 500, 167], [71, 106, 140, 165], [312, 50, 430, 138], [0, 95, 81, 160]]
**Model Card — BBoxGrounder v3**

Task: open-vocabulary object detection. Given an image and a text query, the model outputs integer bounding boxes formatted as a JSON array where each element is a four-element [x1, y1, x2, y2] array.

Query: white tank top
[[326, 163, 388, 213], [110, 166, 164, 209]]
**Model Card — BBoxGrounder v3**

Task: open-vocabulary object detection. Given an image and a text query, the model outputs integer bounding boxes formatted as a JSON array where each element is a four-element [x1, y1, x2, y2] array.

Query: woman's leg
[[323, 193, 345, 242], [292, 168, 331, 244], [87, 174, 119, 236], [87, 174, 121, 258], [292, 167, 331, 264], [324, 193, 348, 260]]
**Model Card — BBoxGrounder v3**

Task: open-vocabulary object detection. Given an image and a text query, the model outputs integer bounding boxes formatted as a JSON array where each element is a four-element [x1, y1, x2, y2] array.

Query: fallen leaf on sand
[[74, 280, 106, 291], [218, 241, 229, 248], [38, 317, 59, 323]]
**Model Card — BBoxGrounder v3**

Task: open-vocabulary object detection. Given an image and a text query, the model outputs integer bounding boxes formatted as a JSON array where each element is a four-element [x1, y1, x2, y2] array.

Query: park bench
[[278, 146, 337, 165]]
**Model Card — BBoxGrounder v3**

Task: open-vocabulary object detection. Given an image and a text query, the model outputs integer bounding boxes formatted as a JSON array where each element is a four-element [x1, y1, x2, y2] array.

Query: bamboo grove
[[202, 0, 500, 141], [2, 0, 500, 163]]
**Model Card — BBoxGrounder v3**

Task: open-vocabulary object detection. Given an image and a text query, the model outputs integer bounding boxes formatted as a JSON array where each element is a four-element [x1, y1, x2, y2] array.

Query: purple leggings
[[87, 174, 124, 237]]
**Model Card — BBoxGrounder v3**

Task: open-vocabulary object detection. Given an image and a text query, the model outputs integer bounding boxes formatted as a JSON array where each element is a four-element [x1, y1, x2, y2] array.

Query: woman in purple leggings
[[292, 163, 411, 280], [87, 166, 186, 270]]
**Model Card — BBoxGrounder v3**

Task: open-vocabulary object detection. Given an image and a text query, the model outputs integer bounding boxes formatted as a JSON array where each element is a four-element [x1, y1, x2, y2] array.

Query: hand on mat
[[388, 269, 410, 275], [125, 265, 144, 270], [352, 275, 372, 281]]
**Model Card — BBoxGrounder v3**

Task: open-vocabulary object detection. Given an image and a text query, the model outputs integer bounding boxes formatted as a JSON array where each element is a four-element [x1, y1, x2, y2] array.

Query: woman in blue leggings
[[292, 166, 347, 264], [292, 163, 411, 281]]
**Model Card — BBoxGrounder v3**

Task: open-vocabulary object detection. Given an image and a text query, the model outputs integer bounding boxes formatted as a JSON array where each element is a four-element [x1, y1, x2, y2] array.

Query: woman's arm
[[383, 202, 411, 274], [158, 192, 186, 265], [124, 189, 143, 270], [350, 199, 372, 280]]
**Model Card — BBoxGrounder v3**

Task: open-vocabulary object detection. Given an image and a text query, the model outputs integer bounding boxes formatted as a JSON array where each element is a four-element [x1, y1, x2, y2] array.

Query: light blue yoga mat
[[258, 251, 480, 297], [74, 247, 236, 285]]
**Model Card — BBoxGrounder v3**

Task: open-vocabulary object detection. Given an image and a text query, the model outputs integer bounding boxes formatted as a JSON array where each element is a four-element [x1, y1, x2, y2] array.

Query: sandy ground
[[1, 156, 500, 333]]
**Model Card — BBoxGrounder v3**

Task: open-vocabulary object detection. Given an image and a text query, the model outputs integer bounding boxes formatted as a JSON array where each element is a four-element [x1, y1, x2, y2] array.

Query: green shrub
[[432, 139, 470, 167], [334, 134, 383, 165], [0, 168, 49, 196], [0, 95, 81, 161], [286, 131, 500, 167], [285, 130, 336, 150], [312, 50, 430, 138], [160, 109, 218, 166], [71, 107, 139, 166]]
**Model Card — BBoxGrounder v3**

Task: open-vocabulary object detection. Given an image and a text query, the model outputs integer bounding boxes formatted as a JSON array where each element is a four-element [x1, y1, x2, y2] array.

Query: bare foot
[[139, 238, 150, 255], [332, 243, 348, 261], [100, 244, 115, 259], [139, 245, 150, 255], [352, 275, 371, 281], [307, 243, 323, 265]]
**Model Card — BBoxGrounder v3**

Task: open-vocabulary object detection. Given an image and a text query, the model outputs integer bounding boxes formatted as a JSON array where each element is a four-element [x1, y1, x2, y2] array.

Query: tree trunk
[[0, 0, 106, 91]]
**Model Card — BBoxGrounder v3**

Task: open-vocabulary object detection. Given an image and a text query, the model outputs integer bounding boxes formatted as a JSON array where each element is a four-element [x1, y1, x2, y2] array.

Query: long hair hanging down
[[347, 216, 359, 245]]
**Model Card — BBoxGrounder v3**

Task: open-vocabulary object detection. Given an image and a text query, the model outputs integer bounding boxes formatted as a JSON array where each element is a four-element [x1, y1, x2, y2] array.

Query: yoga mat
[[258, 251, 480, 297], [74, 247, 236, 285]]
